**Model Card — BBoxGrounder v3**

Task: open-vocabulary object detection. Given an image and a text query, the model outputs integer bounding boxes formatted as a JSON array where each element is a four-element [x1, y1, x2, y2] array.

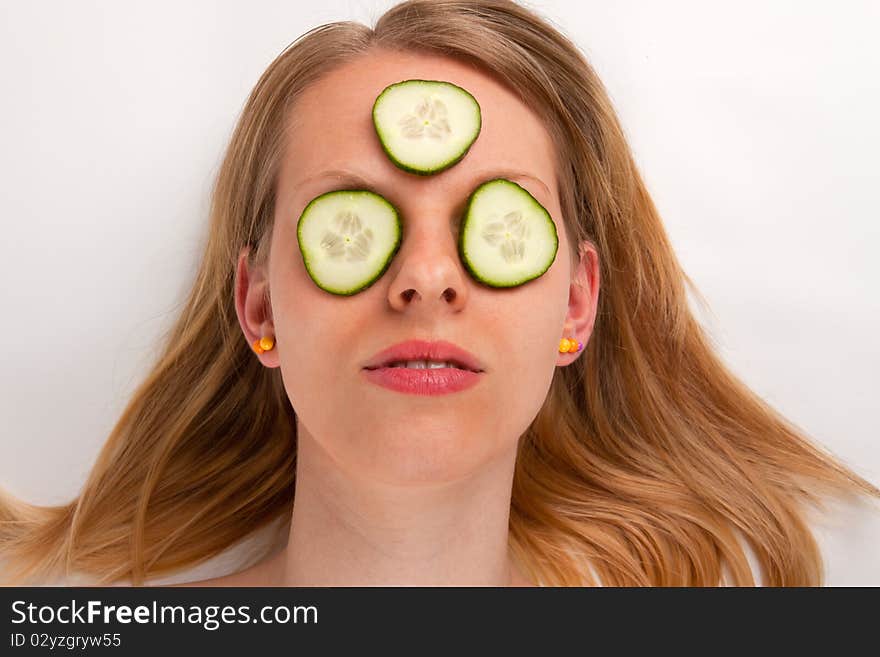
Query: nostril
[[443, 288, 456, 302]]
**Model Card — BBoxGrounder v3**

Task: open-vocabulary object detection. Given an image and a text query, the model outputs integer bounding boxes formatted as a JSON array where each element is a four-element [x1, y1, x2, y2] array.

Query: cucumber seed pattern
[[319, 210, 374, 262], [481, 210, 530, 263], [398, 96, 452, 140]]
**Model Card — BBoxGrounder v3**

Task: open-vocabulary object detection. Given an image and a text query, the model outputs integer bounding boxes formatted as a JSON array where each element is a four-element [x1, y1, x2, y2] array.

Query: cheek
[[490, 303, 561, 433], [486, 266, 569, 373], [269, 292, 357, 422], [475, 280, 568, 443]]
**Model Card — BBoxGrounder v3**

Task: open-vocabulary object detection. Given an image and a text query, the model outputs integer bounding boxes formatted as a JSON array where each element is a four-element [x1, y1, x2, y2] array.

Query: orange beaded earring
[[559, 337, 583, 353], [251, 336, 275, 354]]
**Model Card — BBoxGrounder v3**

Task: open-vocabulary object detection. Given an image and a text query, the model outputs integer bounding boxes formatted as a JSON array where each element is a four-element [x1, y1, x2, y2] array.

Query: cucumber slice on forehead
[[372, 79, 481, 175], [296, 190, 402, 296], [459, 179, 558, 288]]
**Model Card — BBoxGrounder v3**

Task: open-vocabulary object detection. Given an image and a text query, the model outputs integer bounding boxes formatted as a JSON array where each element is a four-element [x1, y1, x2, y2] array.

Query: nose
[[385, 220, 469, 313]]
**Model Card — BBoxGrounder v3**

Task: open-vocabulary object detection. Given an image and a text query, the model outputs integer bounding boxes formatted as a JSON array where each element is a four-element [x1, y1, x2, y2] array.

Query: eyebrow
[[299, 168, 551, 197]]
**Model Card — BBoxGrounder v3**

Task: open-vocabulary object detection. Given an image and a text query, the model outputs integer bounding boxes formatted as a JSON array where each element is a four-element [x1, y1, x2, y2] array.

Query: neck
[[271, 431, 532, 586]]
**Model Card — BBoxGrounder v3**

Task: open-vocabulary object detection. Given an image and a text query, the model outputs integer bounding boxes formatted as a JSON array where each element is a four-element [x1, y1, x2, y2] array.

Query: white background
[[0, 1, 877, 584]]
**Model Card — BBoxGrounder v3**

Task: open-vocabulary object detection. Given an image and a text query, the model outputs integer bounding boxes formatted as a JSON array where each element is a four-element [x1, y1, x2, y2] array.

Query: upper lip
[[362, 339, 485, 373]]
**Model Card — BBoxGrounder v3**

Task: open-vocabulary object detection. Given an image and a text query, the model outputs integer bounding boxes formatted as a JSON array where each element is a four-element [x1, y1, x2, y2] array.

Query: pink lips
[[361, 366, 482, 395], [361, 339, 485, 395], [362, 339, 484, 373]]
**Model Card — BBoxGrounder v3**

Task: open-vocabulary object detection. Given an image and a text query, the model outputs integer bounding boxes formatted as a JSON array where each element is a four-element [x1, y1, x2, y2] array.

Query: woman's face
[[256, 49, 585, 484]]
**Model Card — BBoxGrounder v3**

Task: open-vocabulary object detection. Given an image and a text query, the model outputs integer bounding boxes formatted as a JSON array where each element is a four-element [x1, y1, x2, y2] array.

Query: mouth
[[361, 362, 484, 395], [362, 339, 485, 374]]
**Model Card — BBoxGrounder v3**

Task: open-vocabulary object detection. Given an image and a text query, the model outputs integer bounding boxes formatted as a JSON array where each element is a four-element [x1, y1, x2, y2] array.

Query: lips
[[362, 366, 482, 395], [362, 339, 485, 373]]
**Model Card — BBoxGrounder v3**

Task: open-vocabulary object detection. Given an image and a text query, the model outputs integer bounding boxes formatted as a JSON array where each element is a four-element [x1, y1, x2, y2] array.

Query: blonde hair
[[2, 0, 877, 586]]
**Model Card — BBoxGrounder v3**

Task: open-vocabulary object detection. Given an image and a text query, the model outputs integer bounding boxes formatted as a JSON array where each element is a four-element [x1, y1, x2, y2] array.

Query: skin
[[184, 48, 599, 587]]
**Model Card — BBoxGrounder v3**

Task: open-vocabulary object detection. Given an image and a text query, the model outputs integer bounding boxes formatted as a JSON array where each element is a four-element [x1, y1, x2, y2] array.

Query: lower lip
[[362, 367, 483, 395]]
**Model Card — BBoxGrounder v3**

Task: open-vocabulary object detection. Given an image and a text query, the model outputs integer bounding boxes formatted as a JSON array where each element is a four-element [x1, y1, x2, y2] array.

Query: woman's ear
[[559, 240, 600, 362], [235, 246, 278, 366]]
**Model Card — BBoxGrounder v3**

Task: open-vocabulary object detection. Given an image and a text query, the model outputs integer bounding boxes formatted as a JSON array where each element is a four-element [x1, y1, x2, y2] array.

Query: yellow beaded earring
[[252, 336, 275, 354], [559, 337, 583, 353]]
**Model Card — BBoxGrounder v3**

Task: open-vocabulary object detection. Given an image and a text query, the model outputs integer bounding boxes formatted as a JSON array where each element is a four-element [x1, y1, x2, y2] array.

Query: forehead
[[280, 49, 558, 193]]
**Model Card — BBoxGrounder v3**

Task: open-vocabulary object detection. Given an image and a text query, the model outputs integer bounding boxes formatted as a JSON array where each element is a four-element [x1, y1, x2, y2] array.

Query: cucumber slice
[[372, 79, 481, 175], [296, 190, 402, 296], [458, 179, 558, 288]]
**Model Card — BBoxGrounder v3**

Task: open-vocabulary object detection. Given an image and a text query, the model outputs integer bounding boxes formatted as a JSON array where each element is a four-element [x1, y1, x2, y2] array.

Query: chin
[[355, 430, 508, 486]]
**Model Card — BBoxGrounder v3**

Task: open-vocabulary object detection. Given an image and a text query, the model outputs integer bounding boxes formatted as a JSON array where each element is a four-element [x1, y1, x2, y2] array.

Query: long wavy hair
[[2, 0, 877, 586]]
